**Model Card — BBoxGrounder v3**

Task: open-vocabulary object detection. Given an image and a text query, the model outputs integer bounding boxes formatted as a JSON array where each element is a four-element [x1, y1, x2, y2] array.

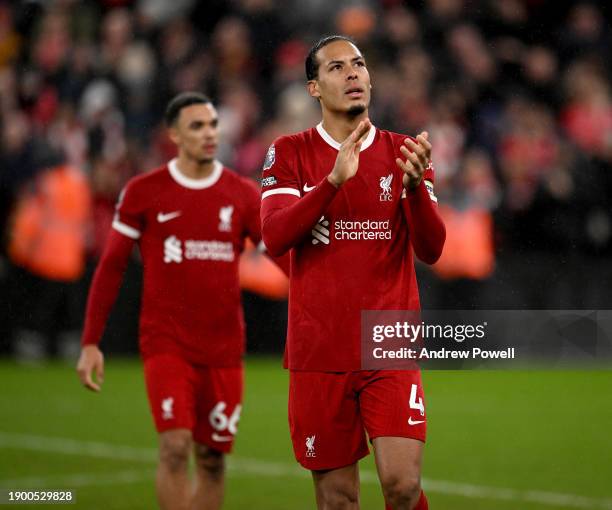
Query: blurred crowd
[[1, 0, 611, 356]]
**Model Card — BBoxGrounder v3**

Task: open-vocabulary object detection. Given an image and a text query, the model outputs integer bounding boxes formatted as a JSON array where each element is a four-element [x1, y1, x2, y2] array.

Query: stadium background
[[0, 0, 611, 508]]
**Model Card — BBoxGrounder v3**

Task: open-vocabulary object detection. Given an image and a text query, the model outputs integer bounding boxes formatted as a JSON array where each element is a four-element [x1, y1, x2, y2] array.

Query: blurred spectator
[[0, 111, 49, 239], [0, 4, 20, 69], [6, 155, 91, 361], [521, 45, 561, 108], [429, 149, 498, 308], [336, 5, 377, 44], [559, 2, 612, 62], [498, 98, 560, 213], [561, 58, 612, 161], [137, 0, 196, 28], [378, 7, 421, 62], [212, 17, 256, 85]]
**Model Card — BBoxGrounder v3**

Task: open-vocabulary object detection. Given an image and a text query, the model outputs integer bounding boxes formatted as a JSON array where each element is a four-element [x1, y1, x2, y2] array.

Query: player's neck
[[320, 110, 369, 144], [175, 155, 214, 180]]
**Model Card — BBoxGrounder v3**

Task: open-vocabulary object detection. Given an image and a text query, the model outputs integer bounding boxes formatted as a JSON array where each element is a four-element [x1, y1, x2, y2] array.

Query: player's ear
[[168, 125, 180, 145], [307, 80, 321, 100]]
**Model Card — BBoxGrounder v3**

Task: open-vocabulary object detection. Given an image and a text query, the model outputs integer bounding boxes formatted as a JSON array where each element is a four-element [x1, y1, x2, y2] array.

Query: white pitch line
[[421, 480, 612, 509], [0, 432, 156, 463], [1, 432, 611, 509], [0, 470, 152, 489]]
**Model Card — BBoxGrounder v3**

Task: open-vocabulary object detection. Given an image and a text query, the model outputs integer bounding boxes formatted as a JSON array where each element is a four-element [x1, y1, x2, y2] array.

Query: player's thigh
[[192, 364, 243, 453], [359, 370, 426, 443], [288, 370, 369, 470], [360, 371, 426, 493], [143, 353, 197, 433]]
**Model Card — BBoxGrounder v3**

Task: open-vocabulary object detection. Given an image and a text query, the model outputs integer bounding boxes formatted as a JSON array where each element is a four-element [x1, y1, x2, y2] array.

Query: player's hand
[[76, 345, 105, 392], [396, 132, 431, 190], [328, 119, 372, 187]]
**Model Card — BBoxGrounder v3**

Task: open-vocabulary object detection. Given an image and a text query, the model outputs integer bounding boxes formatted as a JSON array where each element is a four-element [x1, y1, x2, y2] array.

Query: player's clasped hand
[[327, 119, 372, 187], [396, 132, 432, 190], [76, 345, 105, 392]]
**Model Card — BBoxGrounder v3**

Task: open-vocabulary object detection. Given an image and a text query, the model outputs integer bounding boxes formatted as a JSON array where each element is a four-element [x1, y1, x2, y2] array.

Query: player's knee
[[158, 431, 192, 473], [380, 474, 421, 509], [194, 445, 225, 480], [319, 483, 359, 509]]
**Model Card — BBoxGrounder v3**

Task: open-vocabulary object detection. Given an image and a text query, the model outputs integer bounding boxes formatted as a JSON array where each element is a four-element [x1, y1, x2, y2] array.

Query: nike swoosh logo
[[408, 417, 425, 426], [157, 211, 181, 223], [211, 433, 233, 442], [303, 183, 316, 193]]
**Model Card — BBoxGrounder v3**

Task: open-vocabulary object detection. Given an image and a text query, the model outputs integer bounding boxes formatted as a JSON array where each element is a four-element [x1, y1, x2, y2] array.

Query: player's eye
[[210, 120, 219, 128], [330, 64, 341, 71], [355, 61, 365, 67]]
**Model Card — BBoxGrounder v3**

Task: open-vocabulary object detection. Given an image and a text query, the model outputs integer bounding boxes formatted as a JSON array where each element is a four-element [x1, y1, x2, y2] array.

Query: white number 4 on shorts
[[409, 384, 425, 416]]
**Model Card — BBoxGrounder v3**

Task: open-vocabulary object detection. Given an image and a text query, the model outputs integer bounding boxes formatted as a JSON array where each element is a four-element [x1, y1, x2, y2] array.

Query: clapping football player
[[260, 36, 445, 509]]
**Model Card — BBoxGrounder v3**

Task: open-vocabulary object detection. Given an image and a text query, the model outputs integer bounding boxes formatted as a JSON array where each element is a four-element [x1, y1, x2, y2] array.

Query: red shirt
[[111, 159, 261, 366], [260, 124, 437, 371]]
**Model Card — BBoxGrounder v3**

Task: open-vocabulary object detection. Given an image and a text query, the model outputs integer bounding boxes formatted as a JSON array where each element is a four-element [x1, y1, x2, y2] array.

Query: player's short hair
[[305, 35, 358, 81], [164, 92, 212, 126]]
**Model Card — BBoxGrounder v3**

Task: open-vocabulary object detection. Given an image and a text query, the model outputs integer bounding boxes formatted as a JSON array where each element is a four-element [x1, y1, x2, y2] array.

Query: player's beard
[[347, 104, 366, 117], [191, 149, 215, 165]]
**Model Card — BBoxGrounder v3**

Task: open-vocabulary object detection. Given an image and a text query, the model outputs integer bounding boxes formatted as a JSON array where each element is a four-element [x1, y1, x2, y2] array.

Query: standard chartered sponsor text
[[185, 240, 234, 261], [334, 219, 392, 240]]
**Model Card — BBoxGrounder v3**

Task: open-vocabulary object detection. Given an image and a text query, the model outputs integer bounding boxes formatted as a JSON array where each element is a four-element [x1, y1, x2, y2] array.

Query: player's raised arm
[[76, 229, 134, 391], [397, 132, 446, 264], [261, 180, 336, 257]]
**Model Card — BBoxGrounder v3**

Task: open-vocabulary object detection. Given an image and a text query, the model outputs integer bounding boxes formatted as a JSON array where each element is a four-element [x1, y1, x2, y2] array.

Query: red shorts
[[143, 354, 243, 453], [288, 370, 426, 470]]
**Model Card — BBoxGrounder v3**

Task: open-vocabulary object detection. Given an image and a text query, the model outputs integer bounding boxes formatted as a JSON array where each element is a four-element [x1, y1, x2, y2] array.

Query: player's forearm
[[81, 231, 134, 346], [402, 181, 446, 264], [261, 177, 339, 256]]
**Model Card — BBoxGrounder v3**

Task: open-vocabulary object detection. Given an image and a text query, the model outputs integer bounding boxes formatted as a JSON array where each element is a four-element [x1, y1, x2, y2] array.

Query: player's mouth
[[345, 87, 364, 98], [202, 144, 217, 152]]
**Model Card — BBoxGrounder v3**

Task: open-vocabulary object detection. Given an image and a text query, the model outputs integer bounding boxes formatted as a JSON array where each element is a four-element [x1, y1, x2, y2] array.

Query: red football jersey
[[113, 159, 261, 366], [261, 124, 436, 371]]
